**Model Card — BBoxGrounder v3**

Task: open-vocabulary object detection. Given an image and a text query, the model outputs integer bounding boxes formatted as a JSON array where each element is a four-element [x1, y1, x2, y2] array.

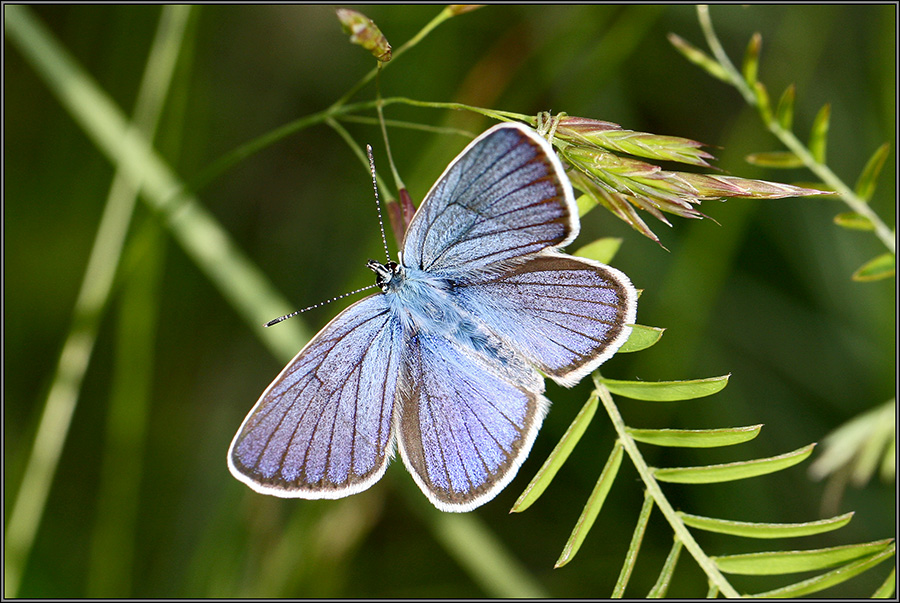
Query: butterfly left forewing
[[396, 331, 548, 512]]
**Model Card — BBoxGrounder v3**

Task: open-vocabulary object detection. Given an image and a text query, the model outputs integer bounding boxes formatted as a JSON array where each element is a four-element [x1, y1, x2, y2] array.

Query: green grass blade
[[512, 391, 599, 513], [612, 490, 654, 597], [88, 224, 165, 597], [714, 539, 893, 575], [749, 544, 896, 598], [679, 511, 854, 538], [573, 237, 623, 264], [852, 252, 895, 281], [647, 539, 683, 598], [4, 6, 192, 596], [654, 443, 815, 484], [555, 442, 624, 568], [854, 142, 890, 202], [617, 324, 665, 354], [596, 374, 729, 401], [628, 425, 762, 448]]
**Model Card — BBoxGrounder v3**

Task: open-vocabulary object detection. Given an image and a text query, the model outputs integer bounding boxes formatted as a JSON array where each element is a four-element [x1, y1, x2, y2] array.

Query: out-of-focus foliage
[[5, 5, 894, 598]]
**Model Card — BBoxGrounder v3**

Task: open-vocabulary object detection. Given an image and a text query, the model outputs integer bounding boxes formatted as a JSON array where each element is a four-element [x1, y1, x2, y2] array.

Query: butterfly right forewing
[[401, 123, 578, 276]]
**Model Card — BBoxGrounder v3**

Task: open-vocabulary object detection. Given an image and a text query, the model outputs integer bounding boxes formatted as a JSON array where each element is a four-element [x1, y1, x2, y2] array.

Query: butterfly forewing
[[228, 295, 403, 497], [402, 123, 578, 275]]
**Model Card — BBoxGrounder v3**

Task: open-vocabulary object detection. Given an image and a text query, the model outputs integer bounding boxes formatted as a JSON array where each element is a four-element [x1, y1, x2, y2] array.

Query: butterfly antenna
[[264, 284, 378, 327], [367, 144, 392, 262]]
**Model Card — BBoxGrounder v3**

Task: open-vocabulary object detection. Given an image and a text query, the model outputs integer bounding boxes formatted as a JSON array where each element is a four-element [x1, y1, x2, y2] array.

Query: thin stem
[[330, 6, 456, 109], [696, 4, 895, 254], [594, 374, 740, 598]]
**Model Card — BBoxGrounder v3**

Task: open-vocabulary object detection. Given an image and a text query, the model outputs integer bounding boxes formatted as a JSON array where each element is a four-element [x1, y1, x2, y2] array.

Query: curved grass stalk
[[695, 5, 895, 254], [3, 6, 193, 596], [593, 374, 740, 598]]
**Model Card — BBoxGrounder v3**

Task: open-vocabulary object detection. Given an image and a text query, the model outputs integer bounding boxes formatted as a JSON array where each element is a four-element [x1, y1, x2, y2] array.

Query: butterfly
[[228, 122, 638, 512]]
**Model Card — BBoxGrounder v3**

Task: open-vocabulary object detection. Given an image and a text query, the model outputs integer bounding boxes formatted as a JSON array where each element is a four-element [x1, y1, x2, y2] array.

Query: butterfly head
[[367, 259, 403, 293]]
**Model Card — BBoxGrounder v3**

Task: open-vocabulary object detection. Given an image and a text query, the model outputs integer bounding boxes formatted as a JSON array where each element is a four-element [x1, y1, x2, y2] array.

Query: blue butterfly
[[228, 123, 637, 512]]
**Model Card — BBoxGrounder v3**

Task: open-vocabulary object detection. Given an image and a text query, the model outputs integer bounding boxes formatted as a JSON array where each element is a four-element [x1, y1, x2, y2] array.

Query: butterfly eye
[[367, 260, 403, 292]]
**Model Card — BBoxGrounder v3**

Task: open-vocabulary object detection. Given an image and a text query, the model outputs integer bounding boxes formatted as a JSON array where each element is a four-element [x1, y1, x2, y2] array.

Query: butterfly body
[[230, 123, 637, 511]]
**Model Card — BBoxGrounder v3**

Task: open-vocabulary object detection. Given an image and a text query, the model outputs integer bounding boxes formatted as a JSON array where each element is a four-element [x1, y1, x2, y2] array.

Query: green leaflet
[[511, 392, 599, 513], [573, 237, 623, 265], [741, 33, 761, 88], [627, 425, 761, 448], [834, 212, 875, 231], [852, 252, 895, 282], [749, 545, 895, 598], [745, 151, 804, 168], [808, 103, 831, 163], [667, 33, 732, 84], [555, 442, 624, 568], [596, 374, 729, 401], [775, 84, 795, 131], [713, 539, 893, 575], [653, 443, 815, 484], [854, 142, 891, 202], [647, 539, 682, 598], [617, 324, 665, 354], [679, 511, 854, 538]]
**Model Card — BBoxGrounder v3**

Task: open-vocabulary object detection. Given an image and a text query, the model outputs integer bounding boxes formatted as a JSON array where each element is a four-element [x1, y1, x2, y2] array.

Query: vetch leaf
[[596, 374, 730, 402], [714, 540, 894, 576], [654, 443, 815, 484], [612, 491, 654, 596], [617, 324, 665, 354], [627, 425, 762, 448], [555, 442, 624, 568], [754, 81, 772, 122], [512, 392, 598, 512], [574, 237, 623, 264], [667, 33, 731, 84], [854, 143, 891, 202], [750, 544, 896, 598], [742, 33, 761, 88], [679, 511, 854, 539], [808, 103, 831, 163], [834, 212, 875, 231], [872, 567, 896, 598], [775, 84, 796, 131], [647, 539, 683, 598], [745, 151, 804, 169], [852, 253, 895, 282]]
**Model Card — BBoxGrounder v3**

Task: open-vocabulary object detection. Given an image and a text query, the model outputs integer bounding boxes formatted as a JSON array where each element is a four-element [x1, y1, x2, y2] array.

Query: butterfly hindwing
[[397, 330, 548, 512], [455, 252, 638, 387], [228, 295, 403, 498]]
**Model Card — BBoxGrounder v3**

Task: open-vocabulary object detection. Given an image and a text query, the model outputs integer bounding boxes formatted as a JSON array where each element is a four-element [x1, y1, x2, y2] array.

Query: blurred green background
[[5, 5, 895, 598]]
